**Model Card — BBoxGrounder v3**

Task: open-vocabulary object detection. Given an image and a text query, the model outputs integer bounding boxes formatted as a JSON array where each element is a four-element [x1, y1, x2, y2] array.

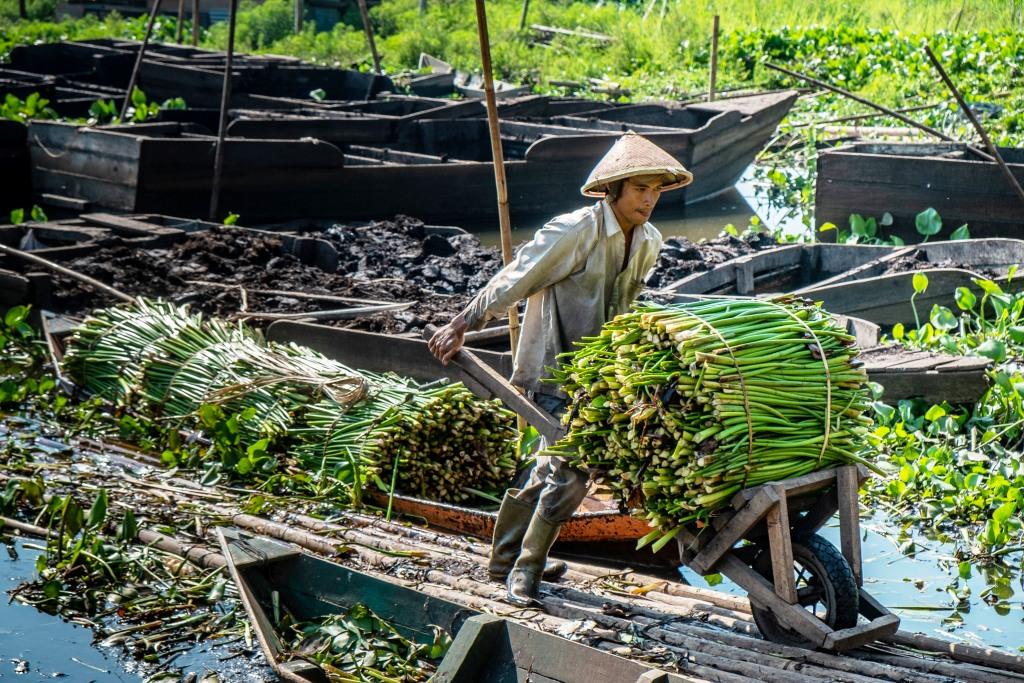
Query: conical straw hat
[[580, 131, 693, 197]]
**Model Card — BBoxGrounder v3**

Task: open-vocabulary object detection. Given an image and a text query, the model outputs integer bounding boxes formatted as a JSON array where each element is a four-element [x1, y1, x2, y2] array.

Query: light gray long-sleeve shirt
[[462, 198, 663, 396]]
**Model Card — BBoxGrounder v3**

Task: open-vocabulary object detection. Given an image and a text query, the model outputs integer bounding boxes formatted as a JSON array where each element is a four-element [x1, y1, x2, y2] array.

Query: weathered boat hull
[[0, 120, 30, 213], [815, 142, 1024, 241], [28, 91, 797, 223]]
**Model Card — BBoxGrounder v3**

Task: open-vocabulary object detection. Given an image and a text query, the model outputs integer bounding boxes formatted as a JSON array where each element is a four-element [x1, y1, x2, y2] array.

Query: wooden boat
[[219, 528, 690, 682], [217, 528, 478, 683], [815, 142, 1024, 241], [29, 90, 796, 223], [0, 120, 30, 213]]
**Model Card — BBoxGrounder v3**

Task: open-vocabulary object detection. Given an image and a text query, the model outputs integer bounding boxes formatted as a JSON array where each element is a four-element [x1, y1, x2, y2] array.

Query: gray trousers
[[512, 393, 590, 523]]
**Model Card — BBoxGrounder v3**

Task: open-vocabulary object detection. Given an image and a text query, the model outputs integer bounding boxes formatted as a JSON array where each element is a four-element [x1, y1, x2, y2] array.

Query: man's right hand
[[427, 313, 469, 365]]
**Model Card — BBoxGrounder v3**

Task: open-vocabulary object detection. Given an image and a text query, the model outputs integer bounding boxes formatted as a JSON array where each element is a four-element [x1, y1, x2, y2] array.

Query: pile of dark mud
[[49, 218, 779, 334], [883, 251, 998, 277], [645, 232, 778, 289]]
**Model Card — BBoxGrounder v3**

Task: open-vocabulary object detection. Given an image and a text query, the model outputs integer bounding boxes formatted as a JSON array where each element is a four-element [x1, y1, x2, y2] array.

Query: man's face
[[611, 175, 665, 225]]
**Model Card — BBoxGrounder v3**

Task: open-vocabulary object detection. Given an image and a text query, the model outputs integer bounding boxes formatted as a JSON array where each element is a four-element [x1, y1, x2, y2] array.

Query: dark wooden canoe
[[0, 120, 30, 214], [815, 142, 1024, 241], [28, 90, 796, 223], [217, 528, 478, 683], [219, 529, 688, 683]]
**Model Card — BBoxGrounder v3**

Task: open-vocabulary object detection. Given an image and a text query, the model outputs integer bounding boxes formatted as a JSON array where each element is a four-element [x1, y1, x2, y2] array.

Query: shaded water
[[680, 513, 1024, 651], [471, 164, 809, 248]]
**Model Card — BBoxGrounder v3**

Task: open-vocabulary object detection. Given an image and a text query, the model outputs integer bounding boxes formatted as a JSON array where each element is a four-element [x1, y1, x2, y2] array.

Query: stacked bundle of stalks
[[62, 300, 518, 502], [546, 297, 875, 550], [296, 376, 518, 504]]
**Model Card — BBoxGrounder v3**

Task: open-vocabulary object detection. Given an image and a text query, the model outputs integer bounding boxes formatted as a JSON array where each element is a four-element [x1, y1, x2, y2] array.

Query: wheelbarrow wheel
[[750, 533, 858, 648]]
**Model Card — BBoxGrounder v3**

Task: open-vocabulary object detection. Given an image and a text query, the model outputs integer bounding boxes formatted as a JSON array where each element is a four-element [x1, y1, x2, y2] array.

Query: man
[[428, 131, 693, 606]]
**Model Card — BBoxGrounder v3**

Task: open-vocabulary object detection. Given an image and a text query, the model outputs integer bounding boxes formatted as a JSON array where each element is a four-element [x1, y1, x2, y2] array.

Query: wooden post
[[765, 487, 797, 604], [294, 0, 303, 34], [120, 0, 162, 122], [176, 0, 185, 43], [836, 465, 862, 586], [473, 0, 522, 368], [191, 0, 200, 46], [764, 62, 996, 162], [923, 44, 1024, 208], [707, 15, 719, 102], [208, 0, 239, 222], [356, 0, 382, 75], [518, 0, 530, 31], [18, 0, 26, 19], [418, 0, 426, 14]]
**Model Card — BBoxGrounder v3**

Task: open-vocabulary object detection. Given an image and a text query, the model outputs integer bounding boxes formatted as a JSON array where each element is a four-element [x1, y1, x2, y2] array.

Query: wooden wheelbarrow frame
[[677, 464, 899, 651]]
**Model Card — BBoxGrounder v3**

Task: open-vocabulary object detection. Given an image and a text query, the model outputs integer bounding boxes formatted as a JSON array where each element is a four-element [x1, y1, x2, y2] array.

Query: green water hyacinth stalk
[[547, 297, 877, 552], [62, 300, 519, 502]]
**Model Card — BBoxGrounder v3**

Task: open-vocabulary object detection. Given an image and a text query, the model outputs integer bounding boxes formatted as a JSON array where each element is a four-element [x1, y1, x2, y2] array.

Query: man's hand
[[428, 313, 469, 365]]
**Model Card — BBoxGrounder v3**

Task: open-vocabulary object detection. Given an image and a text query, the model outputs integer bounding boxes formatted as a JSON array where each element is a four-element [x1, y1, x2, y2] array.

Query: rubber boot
[[488, 490, 567, 582], [505, 511, 562, 607]]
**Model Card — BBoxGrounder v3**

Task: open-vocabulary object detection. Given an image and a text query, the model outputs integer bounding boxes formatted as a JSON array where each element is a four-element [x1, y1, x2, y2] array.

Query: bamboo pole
[[191, 0, 200, 46], [0, 243, 135, 303], [176, 0, 186, 43], [120, 0, 163, 122], [473, 0, 522, 379], [356, 0, 382, 75], [208, 0, 239, 222], [764, 62, 995, 162], [708, 14, 719, 102], [923, 44, 1024, 208]]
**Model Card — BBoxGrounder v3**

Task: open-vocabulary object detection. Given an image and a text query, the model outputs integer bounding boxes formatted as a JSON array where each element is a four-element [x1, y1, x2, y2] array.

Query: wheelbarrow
[[676, 463, 899, 650]]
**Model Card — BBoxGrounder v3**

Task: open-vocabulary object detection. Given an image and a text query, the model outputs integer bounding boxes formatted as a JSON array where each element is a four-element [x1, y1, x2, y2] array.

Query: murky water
[[470, 164, 810, 248]]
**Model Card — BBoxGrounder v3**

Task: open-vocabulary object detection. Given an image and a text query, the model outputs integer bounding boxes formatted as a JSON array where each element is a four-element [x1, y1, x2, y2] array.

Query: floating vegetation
[[547, 297, 874, 550], [283, 604, 451, 682]]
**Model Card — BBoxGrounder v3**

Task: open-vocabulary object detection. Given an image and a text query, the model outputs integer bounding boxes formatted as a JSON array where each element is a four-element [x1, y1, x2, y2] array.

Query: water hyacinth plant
[[547, 297, 876, 551]]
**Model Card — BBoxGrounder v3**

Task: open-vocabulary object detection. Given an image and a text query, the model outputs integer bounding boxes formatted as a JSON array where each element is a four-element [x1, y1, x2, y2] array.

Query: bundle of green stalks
[[547, 297, 875, 551], [295, 375, 518, 504], [63, 300, 518, 502]]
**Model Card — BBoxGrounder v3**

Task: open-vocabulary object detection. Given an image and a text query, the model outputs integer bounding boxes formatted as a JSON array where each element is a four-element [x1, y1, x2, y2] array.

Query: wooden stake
[[0, 243, 135, 303], [192, 0, 200, 46], [176, 0, 185, 43], [518, 0, 530, 31], [120, 0, 163, 122], [294, 0, 303, 33], [764, 62, 996, 162], [208, 0, 239, 222], [923, 44, 1024, 208], [356, 0, 382, 75], [708, 14, 719, 102], [473, 0, 522, 370]]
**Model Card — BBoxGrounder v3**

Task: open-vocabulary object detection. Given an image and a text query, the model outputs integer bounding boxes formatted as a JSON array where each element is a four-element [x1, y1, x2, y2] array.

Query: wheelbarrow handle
[[422, 325, 564, 444]]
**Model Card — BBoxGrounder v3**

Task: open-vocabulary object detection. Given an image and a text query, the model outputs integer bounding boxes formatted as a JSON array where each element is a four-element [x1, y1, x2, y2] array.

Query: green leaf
[[929, 305, 957, 331], [958, 561, 972, 580], [131, 87, 147, 108], [29, 205, 47, 222], [890, 235, 906, 246], [954, 287, 977, 310], [42, 579, 62, 600], [924, 405, 947, 421], [950, 224, 970, 240], [912, 271, 929, 294], [703, 573, 723, 587], [915, 207, 942, 236], [9, 208, 24, 224], [892, 322, 905, 340], [223, 212, 239, 226], [993, 501, 1017, 525], [975, 339, 1007, 362], [818, 222, 837, 233], [309, 88, 327, 101], [880, 212, 894, 226], [119, 508, 137, 542], [4, 305, 29, 328], [87, 488, 108, 527], [1009, 326, 1024, 344], [974, 278, 1003, 296]]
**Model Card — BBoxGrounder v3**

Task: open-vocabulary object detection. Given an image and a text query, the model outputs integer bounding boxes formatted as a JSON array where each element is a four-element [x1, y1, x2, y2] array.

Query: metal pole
[[473, 0, 521, 363], [176, 0, 185, 43], [764, 61, 995, 162], [923, 45, 1024, 208], [191, 0, 200, 46], [120, 0, 162, 122], [356, 0, 382, 75], [208, 0, 239, 222], [708, 14, 719, 102]]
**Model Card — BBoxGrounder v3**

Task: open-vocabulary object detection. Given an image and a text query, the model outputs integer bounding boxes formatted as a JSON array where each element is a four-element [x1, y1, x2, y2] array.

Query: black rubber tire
[[750, 533, 859, 648]]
